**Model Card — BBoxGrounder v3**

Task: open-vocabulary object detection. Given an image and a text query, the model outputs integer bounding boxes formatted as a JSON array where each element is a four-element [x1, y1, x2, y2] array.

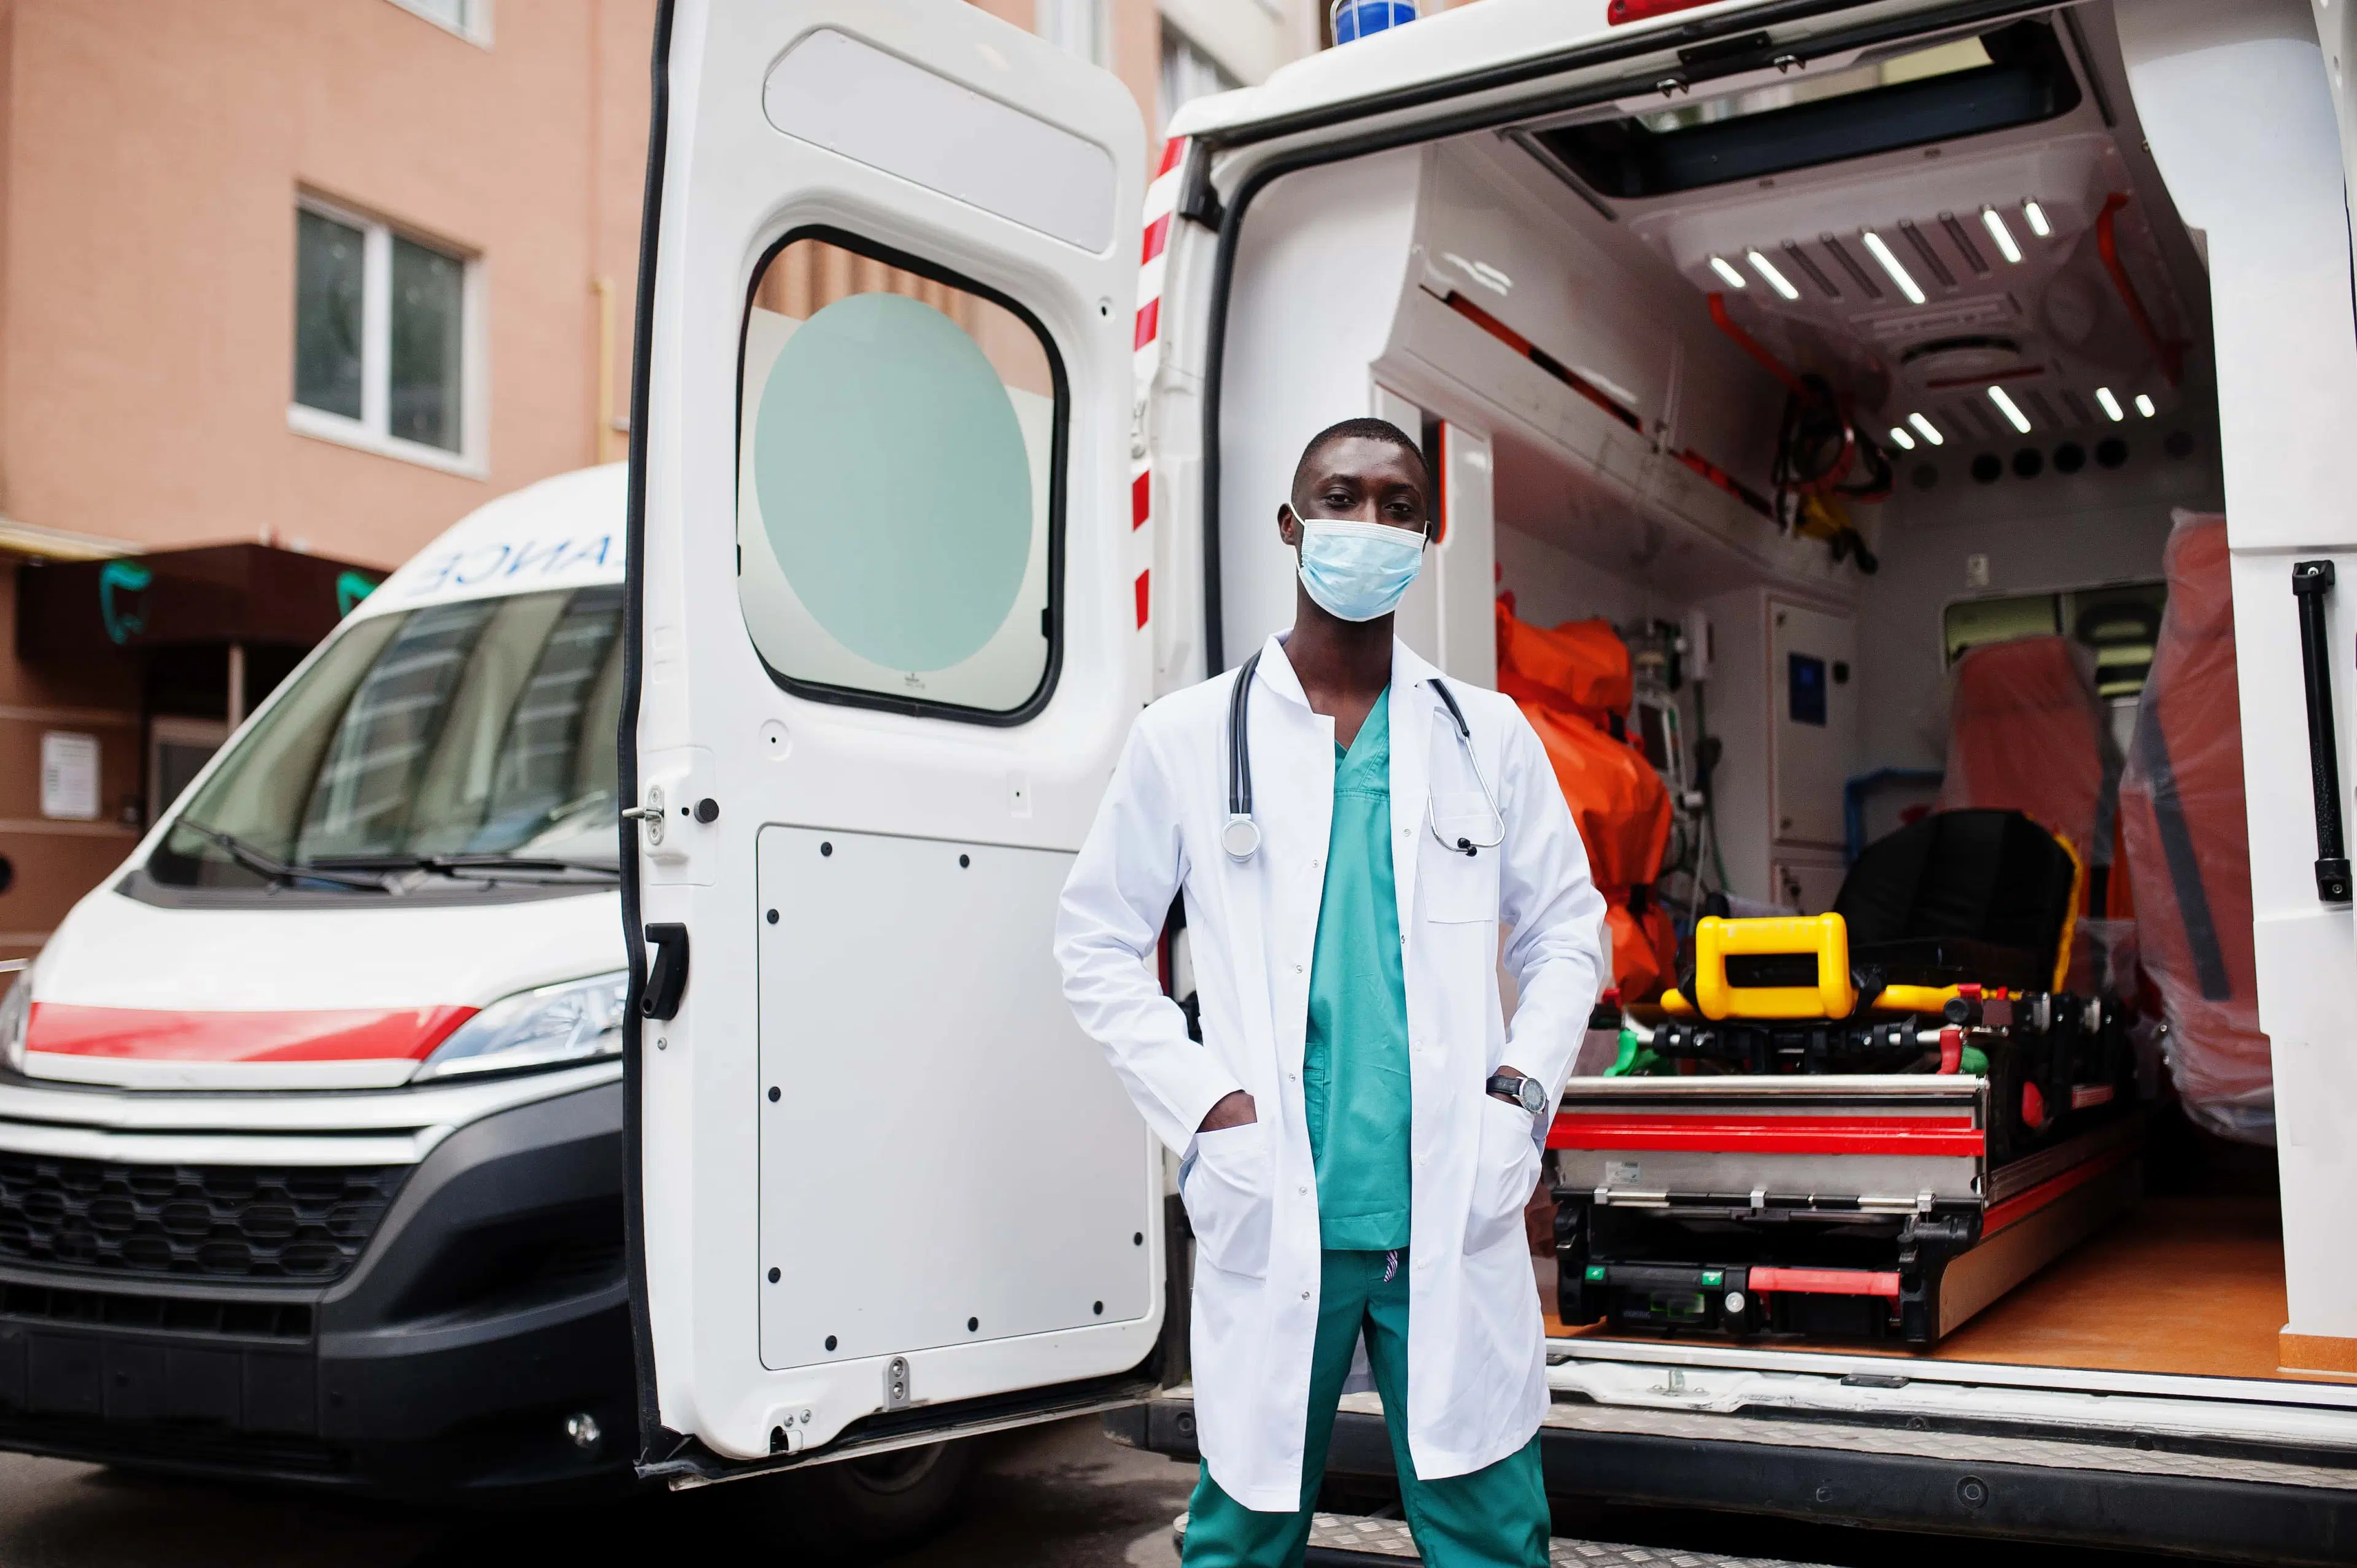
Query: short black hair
[[1290, 416, 1433, 504]]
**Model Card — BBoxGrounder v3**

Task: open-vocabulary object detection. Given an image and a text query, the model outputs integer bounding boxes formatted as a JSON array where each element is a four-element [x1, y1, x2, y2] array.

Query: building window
[[291, 198, 481, 473], [1038, 0, 1109, 66], [386, 0, 492, 46], [1159, 23, 1241, 136]]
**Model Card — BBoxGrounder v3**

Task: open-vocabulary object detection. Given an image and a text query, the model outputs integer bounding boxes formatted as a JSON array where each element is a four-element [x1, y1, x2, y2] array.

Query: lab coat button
[[1301, 1291, 1311, 1300]]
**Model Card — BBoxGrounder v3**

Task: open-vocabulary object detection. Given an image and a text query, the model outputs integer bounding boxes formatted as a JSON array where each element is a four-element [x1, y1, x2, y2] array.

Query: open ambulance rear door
[[621, 0, 1158, 1480]]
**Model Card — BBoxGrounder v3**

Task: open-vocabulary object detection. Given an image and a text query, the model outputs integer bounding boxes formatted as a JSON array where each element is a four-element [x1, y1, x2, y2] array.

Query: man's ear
[[1277, 502, 1301, 545]]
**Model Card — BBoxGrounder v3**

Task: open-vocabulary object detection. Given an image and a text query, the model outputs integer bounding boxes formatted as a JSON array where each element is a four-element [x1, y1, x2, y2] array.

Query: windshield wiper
[[174, 820, 392, 892], [307, 852, 619, 883]]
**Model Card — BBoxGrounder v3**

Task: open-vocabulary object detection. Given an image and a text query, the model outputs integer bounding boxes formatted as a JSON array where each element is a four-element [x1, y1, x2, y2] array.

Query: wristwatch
[[1486, 1072, 1549, 1114]]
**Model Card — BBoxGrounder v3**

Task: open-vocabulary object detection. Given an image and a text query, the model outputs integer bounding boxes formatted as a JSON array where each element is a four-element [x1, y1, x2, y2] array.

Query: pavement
[[0, 1418, 2213, 1567]]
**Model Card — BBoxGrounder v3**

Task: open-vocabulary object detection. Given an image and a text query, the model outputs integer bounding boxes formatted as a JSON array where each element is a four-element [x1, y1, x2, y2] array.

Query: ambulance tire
[[737, 1438, 977, 1558]]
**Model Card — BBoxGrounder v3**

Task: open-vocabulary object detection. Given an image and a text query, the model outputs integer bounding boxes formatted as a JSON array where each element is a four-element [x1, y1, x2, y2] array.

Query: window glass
[[150, 587, 623, 890], [737, 234, 1058, 716], [1159, 25, 1241, 137], [390, 236, 464, 452], [295, 209, 365, 420]]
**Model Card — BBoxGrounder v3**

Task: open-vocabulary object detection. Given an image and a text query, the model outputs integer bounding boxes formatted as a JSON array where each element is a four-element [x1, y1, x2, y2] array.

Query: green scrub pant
[[1181, 1249, 1548, 1568]]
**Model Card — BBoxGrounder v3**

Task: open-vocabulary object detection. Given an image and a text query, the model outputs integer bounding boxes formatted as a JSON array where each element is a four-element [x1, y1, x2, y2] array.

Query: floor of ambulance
[[1542, 1195, 2337, 1383]]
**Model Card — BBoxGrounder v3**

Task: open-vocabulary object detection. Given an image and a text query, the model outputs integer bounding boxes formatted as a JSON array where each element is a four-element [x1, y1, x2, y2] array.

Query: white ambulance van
[[0, 465, 973, 1542], [624, 1, 2357, 1560]]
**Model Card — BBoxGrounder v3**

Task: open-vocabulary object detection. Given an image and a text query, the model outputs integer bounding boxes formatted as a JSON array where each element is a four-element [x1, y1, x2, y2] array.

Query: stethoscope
[[1220, 649, 1508, 862]]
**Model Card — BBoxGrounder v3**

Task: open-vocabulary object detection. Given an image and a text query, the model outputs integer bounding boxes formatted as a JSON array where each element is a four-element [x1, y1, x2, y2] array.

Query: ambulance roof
[[355, 463, 626, 620]]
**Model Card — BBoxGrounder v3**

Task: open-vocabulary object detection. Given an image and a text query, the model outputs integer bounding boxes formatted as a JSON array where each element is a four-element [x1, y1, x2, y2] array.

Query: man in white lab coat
[[1056, 419, 1608, 1567]]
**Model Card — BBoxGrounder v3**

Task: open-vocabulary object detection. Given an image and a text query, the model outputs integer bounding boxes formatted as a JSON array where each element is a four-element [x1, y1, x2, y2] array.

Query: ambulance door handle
[[641, 923, 690, 1019], [2291, 560, 2351, 902]]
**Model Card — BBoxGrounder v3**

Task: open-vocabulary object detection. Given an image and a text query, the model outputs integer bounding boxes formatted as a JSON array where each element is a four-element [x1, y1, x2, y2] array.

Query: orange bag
[[2117, 513, 2270, 1143], [1496, 600, 1676, 997]]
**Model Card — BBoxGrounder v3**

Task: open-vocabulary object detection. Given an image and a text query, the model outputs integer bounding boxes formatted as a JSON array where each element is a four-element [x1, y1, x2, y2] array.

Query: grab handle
[[2291, 560, 2351, 902]]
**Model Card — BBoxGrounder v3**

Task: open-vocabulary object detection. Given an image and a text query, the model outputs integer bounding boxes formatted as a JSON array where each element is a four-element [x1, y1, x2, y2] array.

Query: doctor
[[1057, 419, 1607, 1566]]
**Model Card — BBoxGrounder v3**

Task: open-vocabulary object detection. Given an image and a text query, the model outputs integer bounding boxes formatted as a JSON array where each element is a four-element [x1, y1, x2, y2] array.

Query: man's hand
[[1199, 1091, 1258, 1132], [1489, 1065, 1531, 1105]]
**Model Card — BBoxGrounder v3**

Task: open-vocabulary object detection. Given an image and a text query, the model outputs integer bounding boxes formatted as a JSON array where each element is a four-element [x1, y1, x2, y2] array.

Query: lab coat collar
[[1251, 632, 1443, 714]]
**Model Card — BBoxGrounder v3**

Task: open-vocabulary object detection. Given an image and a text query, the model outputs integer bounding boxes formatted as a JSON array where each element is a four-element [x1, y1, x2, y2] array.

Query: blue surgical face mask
[[1295, 516, 1426, 622]]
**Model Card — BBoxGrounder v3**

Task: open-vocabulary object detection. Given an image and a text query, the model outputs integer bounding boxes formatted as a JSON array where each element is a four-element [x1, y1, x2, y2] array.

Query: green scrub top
[[1302, 690, 1414, 1252]]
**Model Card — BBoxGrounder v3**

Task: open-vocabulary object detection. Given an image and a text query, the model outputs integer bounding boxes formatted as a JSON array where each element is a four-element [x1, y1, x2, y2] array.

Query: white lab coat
[[1055, 635, 1607, 1510]]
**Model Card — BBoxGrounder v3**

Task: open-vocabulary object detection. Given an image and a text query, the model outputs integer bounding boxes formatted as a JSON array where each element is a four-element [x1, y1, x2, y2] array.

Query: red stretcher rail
[[1746, 1266, 1902, 1298], [1549, 1112, 1985, 1157]]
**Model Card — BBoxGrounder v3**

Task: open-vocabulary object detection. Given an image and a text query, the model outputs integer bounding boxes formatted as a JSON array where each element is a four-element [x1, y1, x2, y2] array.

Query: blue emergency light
[[1333, 0, 1417, 44]]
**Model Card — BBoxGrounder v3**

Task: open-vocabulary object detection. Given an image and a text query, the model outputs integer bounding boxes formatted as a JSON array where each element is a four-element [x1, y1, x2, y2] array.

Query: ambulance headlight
[[415, 971, 628, 1082], [0, 975, 28, 1076]]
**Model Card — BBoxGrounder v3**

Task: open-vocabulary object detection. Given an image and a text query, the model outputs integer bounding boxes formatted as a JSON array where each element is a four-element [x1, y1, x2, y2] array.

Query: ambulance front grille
[[0, 1156, 408, 1283]]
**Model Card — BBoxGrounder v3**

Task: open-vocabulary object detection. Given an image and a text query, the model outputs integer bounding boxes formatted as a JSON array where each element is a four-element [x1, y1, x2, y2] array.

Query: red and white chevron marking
[[1129, 135, 1188, 630]]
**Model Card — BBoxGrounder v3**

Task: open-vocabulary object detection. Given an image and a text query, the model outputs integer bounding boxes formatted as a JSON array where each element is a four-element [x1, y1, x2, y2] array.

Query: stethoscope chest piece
[[1221, 814, 1262, 862]]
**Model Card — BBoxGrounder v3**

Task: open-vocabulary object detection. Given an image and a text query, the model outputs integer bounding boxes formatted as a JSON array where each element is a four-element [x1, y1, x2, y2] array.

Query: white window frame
[[384, 0, 493, 48], [288, 194, 488, 478], [1037, 0, 1109, 67]]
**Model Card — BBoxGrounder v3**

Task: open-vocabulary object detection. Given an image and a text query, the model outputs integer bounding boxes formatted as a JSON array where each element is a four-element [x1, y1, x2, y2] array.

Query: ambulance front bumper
[[0, 1064, 631, 1496]]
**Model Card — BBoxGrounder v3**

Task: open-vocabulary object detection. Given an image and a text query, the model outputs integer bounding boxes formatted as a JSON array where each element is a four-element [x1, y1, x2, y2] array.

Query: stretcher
[[1550, 808, 2139, 1344]]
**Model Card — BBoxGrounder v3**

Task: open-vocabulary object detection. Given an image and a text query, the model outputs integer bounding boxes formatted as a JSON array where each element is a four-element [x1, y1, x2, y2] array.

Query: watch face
[[1518, 1076, 1549, 1113]]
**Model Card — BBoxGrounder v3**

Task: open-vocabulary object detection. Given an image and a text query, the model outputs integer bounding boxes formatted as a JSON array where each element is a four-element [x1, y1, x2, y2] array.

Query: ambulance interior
[[1210, 10, 2295, 1378]]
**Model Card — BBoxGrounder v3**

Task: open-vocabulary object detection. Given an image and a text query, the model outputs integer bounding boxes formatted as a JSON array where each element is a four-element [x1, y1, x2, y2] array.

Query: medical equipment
[[1220, 651, 1505, 862], [1553, 808, 2140, 1344]]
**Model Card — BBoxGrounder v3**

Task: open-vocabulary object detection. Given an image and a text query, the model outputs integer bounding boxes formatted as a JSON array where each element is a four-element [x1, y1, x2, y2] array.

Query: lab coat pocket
[[1423, 792, 1501, 924], [1183, 1123, 1275, 1280], [1463, 1095, 1543, 1254]]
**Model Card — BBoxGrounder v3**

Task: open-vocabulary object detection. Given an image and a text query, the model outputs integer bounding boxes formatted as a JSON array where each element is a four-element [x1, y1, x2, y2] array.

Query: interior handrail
[[2095, 192, 2186, 390]]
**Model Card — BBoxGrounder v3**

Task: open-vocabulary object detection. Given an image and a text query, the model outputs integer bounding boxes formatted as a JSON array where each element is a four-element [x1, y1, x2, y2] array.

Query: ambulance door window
[[737, 232, 1062, 719]]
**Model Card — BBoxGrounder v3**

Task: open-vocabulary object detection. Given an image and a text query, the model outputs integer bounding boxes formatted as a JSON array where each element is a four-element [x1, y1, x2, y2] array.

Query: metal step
[[1171, 1511, 1821, 1566]]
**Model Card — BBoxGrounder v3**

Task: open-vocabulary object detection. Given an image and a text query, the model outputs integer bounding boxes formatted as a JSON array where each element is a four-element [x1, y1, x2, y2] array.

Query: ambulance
[[616, 1, 2357, 1559], [7, 0, 2357, 1559]]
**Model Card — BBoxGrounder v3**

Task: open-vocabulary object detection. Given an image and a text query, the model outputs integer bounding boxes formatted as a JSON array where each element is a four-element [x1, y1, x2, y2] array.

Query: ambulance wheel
[[737, 1438, 977, 1558]]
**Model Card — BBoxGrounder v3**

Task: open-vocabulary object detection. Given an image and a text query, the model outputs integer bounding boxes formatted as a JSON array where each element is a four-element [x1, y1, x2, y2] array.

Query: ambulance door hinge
[[884, 1356, 918, 1412], [1178, 147, 1226, 232]]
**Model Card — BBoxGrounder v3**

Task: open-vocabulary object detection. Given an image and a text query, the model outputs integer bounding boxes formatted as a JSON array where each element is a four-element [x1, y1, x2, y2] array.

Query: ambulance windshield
[[147, 584, 624, 891]]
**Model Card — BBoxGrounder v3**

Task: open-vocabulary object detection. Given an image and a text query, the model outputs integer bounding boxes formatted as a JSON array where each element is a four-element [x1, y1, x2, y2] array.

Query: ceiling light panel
[[2135, 393, 2156, 418], [1861, 231, 1925, 305], [1907, 411, 1945, 446], [2023, 200, 2051, 237], [1888, 425, 1917, 451], [1746, 249, 1801, 300], [1981, 207, 2022, 265], [2096, 387, 2125, 422], [1987, 385, 2034, 433], [1708, 255, 1748, 289]]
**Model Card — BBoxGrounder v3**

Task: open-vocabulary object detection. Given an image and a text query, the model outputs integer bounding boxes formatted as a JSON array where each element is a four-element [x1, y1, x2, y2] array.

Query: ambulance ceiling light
[[1907, 411, 1945, 446], [1888, 425, 1918, 451], [2095, 386, 2125, 422], [1981, 207, 2022, 265], [2135, 393, 2157, 418], [1746, 249, 1801, 301], [1987, 385, 2033, 434], [1708, 255, 1748, 289], [2023, 200, 2051, 238], [1860, 230, 1925, 305]]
